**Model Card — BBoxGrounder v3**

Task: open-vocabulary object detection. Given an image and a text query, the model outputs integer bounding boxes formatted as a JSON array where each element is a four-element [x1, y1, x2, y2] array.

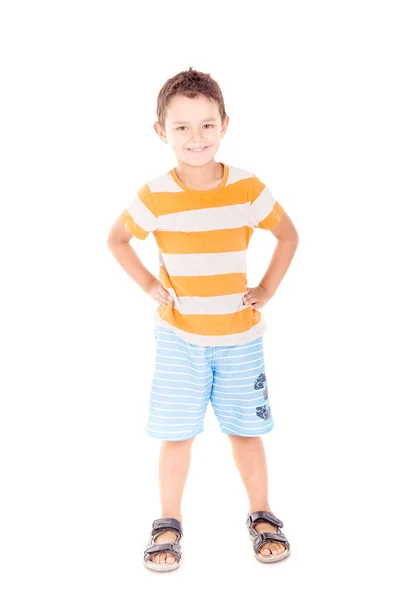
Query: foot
[[150, 529, 178, 565], [253, 516, 287, 557]]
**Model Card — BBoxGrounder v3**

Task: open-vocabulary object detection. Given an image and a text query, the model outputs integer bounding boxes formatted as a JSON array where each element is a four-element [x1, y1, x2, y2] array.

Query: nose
[[190, 126, 207, 140]]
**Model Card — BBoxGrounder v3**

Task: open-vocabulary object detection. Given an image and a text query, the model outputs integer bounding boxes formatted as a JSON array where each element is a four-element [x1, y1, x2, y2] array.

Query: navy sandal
[[143, 518, 183, 572], [246, 510, 291, 563]]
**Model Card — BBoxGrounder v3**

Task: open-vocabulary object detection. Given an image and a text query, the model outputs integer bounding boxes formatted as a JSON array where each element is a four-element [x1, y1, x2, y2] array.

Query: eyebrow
[[172, 117, 217, 124]]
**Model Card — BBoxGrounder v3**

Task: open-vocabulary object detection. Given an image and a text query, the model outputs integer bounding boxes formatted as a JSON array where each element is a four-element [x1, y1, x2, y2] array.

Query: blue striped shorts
[[145, 325, 274, 441]]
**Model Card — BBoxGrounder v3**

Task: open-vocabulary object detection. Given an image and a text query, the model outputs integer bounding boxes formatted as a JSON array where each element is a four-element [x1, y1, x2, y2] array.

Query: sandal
[[246, 510, 291, 563], [143, 517, 183, 572]]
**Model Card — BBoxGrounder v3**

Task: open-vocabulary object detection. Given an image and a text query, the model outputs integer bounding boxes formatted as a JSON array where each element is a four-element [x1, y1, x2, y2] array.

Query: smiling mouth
[[186, 146, 209, 152]]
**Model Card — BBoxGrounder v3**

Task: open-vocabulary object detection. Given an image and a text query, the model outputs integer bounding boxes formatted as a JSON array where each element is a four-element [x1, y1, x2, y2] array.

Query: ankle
[[249, 506, 272, 514], [161, 513, 182, 523]]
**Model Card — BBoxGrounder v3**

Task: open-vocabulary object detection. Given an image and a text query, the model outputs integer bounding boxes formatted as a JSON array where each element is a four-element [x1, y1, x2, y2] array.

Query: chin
[[178, 151, 217, 166]]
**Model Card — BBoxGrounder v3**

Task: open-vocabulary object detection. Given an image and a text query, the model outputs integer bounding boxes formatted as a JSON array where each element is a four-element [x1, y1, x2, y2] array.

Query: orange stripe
[[258, 202, 284, 230], [156, 304, 262, 336], [154, 178, 252, 216], [119, 210, 148, 240], [248, 176, 266, 206], [159, 267, 247, 297], [155, 225, 252, 254]]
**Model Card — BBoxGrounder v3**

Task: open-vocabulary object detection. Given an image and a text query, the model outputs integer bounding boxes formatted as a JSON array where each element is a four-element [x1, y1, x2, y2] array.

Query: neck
[[175, 160, 223, 189]]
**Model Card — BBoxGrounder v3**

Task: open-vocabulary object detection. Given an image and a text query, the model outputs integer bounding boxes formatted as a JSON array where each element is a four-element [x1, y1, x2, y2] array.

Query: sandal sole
[[143, 558, 181, 572]]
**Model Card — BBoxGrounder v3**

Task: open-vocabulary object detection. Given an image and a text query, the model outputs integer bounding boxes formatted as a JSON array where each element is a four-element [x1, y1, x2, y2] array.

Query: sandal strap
[[144, 542, 182, 562], [247, 511, 284, 529], [151, 518, 183, 541], [253, 532, 290, 554]]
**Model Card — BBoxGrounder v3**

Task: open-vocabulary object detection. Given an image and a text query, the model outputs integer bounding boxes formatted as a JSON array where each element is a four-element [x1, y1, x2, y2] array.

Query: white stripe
[[155, 360, 210, 373], [210, 349, 263, 360], [148, 173, 183, 194], [218, 419, 273, 431], [147, 420, 202, 428], [146, 426, 200, 435], [212, 394, 264, 402], [212, 382, 261, 389], [154, 369, 212, 380], [151, 391, 210, 400], [211, 402, 267, 410], [150, 398, 208, 407], [212, 340, 262, 352], [160, 250, 247, 277], [211, 389, 262, 396], [153, 376, 213, 384], [213, 375, 263, 382], [158, 202, 250, 233], [249, 186, 277, 228], [149, 407, 206, 414], [126, 194, 157, 232], [156, 342, 212, 355], [214, 366, 263, 375], [213, 412, 270, 425], [162, 291, 249, 316], [156, 351, 210, 363], [148, 415, 200, 420], [147, 165, 252, 194], [216, 357, 263, 366], [220, 424, 274, 435], [212, 406, 266, 415], [152, 383, 209, 393], [226, 166, 253, 185]]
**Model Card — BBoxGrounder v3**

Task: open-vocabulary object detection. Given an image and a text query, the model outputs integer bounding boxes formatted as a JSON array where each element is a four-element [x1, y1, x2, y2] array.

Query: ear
[[153, 122, 168, 143], [221, 115, 229, 138]]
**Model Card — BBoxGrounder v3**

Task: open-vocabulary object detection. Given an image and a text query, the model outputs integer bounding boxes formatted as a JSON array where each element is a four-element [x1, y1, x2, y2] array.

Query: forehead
[[166, 94, 220, 124]]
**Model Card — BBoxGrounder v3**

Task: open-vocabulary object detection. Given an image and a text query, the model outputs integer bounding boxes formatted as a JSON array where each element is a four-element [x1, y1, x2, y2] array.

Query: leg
[[150, 436, 196, 565], [227, 434, 287, 557]]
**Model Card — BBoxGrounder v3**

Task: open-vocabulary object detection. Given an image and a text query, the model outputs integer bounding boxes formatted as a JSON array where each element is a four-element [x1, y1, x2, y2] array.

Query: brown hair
[[156, 66, 227, 129]]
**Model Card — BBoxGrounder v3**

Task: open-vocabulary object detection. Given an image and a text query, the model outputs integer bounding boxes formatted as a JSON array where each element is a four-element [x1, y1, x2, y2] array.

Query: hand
[[146, 279, 172, 306], [242, 285, 274, 310]]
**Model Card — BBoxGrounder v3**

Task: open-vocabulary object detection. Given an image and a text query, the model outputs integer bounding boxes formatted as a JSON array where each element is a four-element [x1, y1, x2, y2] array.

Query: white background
[[1, 0, 399, 597]]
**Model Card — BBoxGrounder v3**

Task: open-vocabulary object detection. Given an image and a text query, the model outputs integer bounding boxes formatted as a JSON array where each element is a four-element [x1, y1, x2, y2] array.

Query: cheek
[[209, 129, 222, 143]]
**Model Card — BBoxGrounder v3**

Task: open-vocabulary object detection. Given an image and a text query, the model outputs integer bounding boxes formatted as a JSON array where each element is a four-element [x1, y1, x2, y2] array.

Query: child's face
[[154, 93, 229, 165]]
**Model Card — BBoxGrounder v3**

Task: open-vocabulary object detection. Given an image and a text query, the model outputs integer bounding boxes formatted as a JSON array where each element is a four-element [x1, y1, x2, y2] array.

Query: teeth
[[188, 147, 207, 152]]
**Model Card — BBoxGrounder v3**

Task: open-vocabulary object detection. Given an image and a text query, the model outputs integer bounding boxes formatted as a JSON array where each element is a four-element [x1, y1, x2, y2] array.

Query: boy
[[107, 67, 299, 571]]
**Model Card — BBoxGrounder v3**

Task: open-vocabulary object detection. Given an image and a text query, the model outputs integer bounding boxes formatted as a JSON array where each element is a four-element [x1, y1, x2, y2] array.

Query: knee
[[162, 435, 197, 446], [226, 434, 261, 444]]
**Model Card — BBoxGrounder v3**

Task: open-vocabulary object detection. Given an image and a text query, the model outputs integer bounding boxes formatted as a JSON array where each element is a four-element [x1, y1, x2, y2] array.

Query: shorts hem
[[145, 428, 204, 441], [220, 422, 274, 437]]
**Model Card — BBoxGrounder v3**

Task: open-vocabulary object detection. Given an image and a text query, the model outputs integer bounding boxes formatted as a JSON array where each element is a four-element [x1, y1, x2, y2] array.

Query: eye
[[204, 124, 214, 128], [176, 126, 187, 131]]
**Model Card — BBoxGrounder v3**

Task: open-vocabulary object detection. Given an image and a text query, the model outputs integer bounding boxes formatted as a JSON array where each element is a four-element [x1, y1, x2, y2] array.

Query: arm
[[258, 211, 299, 297], [106, 217, 157, 294]]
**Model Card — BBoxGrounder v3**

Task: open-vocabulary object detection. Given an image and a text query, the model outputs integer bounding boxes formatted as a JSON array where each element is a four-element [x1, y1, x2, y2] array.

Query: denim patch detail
[[256, 404, 271, 420], [254, 372, 266, 390]]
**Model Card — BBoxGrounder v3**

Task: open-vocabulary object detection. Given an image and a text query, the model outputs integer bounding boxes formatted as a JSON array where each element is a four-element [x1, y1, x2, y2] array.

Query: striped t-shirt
[[119, 162, 284, 347]]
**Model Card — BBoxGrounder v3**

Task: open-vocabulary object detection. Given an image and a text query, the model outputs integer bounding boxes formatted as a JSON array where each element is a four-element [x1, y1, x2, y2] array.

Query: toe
[[166, 553, 176, 564], [159, 552, 167, 563], [260, 544, 271, 555], [269, 543, 278, 555]]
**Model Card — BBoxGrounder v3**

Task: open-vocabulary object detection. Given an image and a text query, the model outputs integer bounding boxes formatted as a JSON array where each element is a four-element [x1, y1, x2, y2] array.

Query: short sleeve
[[119, 183, 158, 240], [248, 175, 284, 230]]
